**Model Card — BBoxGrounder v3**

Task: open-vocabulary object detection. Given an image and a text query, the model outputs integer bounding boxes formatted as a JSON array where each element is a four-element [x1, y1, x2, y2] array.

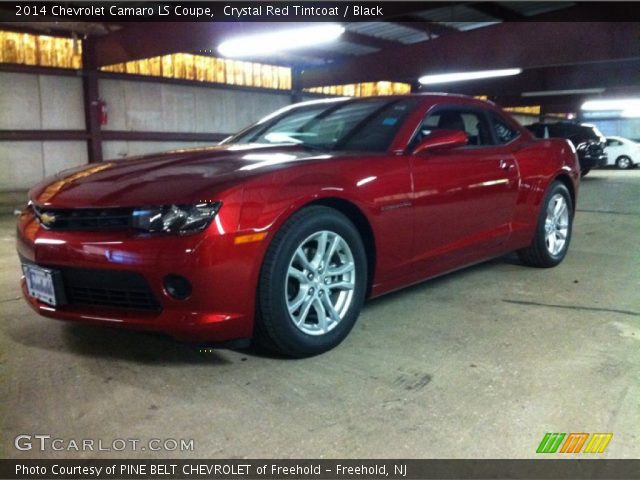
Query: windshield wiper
[[297, 143, 330, 152]]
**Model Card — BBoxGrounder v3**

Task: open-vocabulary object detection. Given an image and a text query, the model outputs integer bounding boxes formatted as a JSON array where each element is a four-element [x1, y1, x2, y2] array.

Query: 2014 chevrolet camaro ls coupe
[[17, 95, 580, 357]]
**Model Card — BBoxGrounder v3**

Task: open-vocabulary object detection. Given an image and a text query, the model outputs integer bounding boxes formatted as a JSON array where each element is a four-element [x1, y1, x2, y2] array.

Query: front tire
[[616, 156, 633, 169], [255, 206, 367, 357], [518, 181, 573, 268]]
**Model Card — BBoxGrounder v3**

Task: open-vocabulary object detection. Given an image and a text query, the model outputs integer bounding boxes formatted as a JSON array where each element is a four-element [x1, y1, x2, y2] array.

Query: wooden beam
[[95, 70, 293, 95], [0, 63, 78, 77], [94, 22, 412, 67], [94, 22, 313, 67], [300, 22, 640, 87], [101, 131, 229, 142], [0, 130, 229, 142], [0, 130, 89, 141]]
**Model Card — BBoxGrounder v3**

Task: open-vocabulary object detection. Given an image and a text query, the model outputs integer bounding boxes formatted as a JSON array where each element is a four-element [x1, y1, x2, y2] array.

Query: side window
[[606, 139, 622, 147], [416, 108, 494, 147], [491, 113, 520, 144]]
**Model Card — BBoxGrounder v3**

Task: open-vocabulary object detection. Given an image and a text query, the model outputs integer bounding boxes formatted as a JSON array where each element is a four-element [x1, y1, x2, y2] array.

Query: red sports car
[[17, 94, 580, 357]]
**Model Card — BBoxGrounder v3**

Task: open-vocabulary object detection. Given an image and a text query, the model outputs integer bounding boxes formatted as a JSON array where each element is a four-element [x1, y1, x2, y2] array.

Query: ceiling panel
[[500, 1, 576, 16], [346, 22, 430, 44]]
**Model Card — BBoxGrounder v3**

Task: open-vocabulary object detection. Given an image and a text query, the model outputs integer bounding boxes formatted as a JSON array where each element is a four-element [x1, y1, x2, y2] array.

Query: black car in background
[[526, 122, 607, 176]]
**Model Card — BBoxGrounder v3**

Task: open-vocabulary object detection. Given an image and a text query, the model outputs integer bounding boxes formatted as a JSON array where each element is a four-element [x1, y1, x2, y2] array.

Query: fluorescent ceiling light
[[522, 88, 605, 97], [418, 68, 521, 85], [218, 24, 345, 58], [581, 98, 640, 111], [622, 109, 640, 118]]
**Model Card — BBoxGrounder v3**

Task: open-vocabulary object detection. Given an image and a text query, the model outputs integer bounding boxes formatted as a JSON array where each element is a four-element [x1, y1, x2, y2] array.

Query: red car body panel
[[16, 95, 580, 343]]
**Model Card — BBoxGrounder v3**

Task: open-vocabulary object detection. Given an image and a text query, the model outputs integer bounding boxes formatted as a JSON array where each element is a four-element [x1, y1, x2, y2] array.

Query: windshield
[[227, 98, 419, 152], [588, 125, 605, 139]]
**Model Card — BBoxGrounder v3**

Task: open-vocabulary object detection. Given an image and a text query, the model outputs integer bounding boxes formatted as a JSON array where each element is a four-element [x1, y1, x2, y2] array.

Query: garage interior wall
[[0, 71, 87, 192], [589, 118, 640, 138], [0, 70, 291, 195], [3, 70, 637, 208], [100, 79, 290, 160]]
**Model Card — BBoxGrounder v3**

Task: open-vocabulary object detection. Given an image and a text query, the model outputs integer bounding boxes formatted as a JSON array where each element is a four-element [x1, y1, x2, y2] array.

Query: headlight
[[132, 201, 222, 234]]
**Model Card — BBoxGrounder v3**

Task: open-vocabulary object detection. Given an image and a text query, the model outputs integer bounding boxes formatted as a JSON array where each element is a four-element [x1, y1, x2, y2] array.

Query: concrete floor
[[1, 169, 638, 459]]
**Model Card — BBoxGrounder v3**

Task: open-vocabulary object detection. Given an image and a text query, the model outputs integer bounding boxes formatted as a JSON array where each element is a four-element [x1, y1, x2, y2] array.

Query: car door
[[410, 106, 520, 271], [605, 138, 623, 165]]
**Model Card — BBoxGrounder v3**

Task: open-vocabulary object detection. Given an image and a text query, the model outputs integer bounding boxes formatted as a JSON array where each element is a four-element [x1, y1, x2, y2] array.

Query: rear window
[[490, 113, 519, 144], [529, 123, 602, 142], [588, 125, 604, 138], [547, 124, 571, 137]]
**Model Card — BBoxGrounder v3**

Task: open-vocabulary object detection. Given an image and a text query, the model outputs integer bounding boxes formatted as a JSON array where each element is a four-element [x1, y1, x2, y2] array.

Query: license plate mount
[[22, 264, 66, 307]]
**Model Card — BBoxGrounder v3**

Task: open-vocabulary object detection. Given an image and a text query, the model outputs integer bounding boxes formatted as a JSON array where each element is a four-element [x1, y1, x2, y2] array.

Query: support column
[[291, 65, 304, 104], [82, 38, 103, 163]]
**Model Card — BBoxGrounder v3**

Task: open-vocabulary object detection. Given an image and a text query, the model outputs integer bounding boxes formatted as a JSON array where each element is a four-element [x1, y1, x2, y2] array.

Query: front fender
[[239, 170, 375, 236]]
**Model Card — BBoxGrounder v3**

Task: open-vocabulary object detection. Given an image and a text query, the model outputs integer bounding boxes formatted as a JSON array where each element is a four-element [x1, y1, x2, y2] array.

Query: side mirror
[[412, 129, 469, 155]]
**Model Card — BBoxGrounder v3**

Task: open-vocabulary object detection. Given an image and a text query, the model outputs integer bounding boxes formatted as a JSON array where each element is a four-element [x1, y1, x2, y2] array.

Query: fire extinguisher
[[97, 99, 108, 126]]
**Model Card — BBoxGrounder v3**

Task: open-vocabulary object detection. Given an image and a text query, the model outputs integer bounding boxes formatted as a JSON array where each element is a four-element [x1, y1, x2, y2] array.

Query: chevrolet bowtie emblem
[[39, 212, 56, 226]]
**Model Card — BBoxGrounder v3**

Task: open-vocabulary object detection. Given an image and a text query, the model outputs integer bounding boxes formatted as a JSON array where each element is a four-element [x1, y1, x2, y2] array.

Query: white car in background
[[604, 136, 639, 169]]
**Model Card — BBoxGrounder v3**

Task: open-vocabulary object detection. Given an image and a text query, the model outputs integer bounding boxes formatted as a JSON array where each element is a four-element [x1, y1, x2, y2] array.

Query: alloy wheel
[[285, 231, 356, 336], [544, 193, 570, 256]]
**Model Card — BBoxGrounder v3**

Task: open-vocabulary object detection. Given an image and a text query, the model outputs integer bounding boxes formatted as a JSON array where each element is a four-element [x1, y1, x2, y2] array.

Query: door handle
[[499, 159, 515, 170]]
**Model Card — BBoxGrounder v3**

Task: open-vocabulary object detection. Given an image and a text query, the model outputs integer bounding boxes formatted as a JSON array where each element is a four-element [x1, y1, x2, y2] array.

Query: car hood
[[30, 144, 336, 208]]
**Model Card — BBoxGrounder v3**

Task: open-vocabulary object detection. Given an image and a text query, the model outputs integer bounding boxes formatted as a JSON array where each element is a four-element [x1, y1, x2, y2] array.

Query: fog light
[[164, 275, 192, 300]]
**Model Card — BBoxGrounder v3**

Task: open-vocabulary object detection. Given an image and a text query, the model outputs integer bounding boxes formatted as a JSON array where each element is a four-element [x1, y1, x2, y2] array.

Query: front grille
[[33, 205, 133, 230], [577, 141, 604, 160], [62, 268, 160, 311], [586, 142, 604, 155]]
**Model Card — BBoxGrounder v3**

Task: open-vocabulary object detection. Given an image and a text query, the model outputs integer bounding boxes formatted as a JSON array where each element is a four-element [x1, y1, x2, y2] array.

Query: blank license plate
[[23, 264, 59, 306]]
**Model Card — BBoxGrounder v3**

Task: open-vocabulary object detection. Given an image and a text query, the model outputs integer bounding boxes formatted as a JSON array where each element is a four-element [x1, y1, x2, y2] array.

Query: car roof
[[294, 92, 496, 108], [530, 121, 592, 128], [256, 93, 504, 127]]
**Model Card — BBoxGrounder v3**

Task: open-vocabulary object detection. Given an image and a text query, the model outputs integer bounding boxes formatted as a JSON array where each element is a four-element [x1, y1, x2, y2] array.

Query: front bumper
[[580, 153, 608, 170], [16, 208, 265, 343]]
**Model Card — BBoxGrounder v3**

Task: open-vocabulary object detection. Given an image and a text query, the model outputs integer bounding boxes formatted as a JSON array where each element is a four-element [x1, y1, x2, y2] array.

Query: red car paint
[[16, 95, 580, 343]]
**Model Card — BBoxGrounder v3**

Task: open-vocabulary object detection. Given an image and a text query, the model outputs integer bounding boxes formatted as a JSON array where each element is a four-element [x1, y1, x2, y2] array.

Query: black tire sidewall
[[258, 207, 367, 356]]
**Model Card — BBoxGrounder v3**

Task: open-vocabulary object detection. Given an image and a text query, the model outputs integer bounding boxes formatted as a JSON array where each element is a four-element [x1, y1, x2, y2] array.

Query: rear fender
[[510, 138, 579, 246]]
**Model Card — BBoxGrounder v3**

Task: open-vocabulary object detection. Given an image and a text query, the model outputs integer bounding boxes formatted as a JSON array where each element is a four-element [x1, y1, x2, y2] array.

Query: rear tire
[[518, 181, 573, 268], [616, 156, 633, 169], [255, 206, 367, 357]]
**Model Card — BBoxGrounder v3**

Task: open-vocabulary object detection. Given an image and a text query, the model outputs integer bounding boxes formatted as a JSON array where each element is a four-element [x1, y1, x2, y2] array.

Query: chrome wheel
[[544, 193, 569, 256], [285, 230, 356, 336]]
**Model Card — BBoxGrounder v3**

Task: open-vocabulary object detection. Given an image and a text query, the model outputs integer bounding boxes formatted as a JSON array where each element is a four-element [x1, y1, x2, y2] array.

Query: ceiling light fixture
[[621, 108, 640, 118], [418, 68, 521, 85], [218, 24, 345, 58], [522, 88, 605, 97], [581, 98, 640, 111]]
